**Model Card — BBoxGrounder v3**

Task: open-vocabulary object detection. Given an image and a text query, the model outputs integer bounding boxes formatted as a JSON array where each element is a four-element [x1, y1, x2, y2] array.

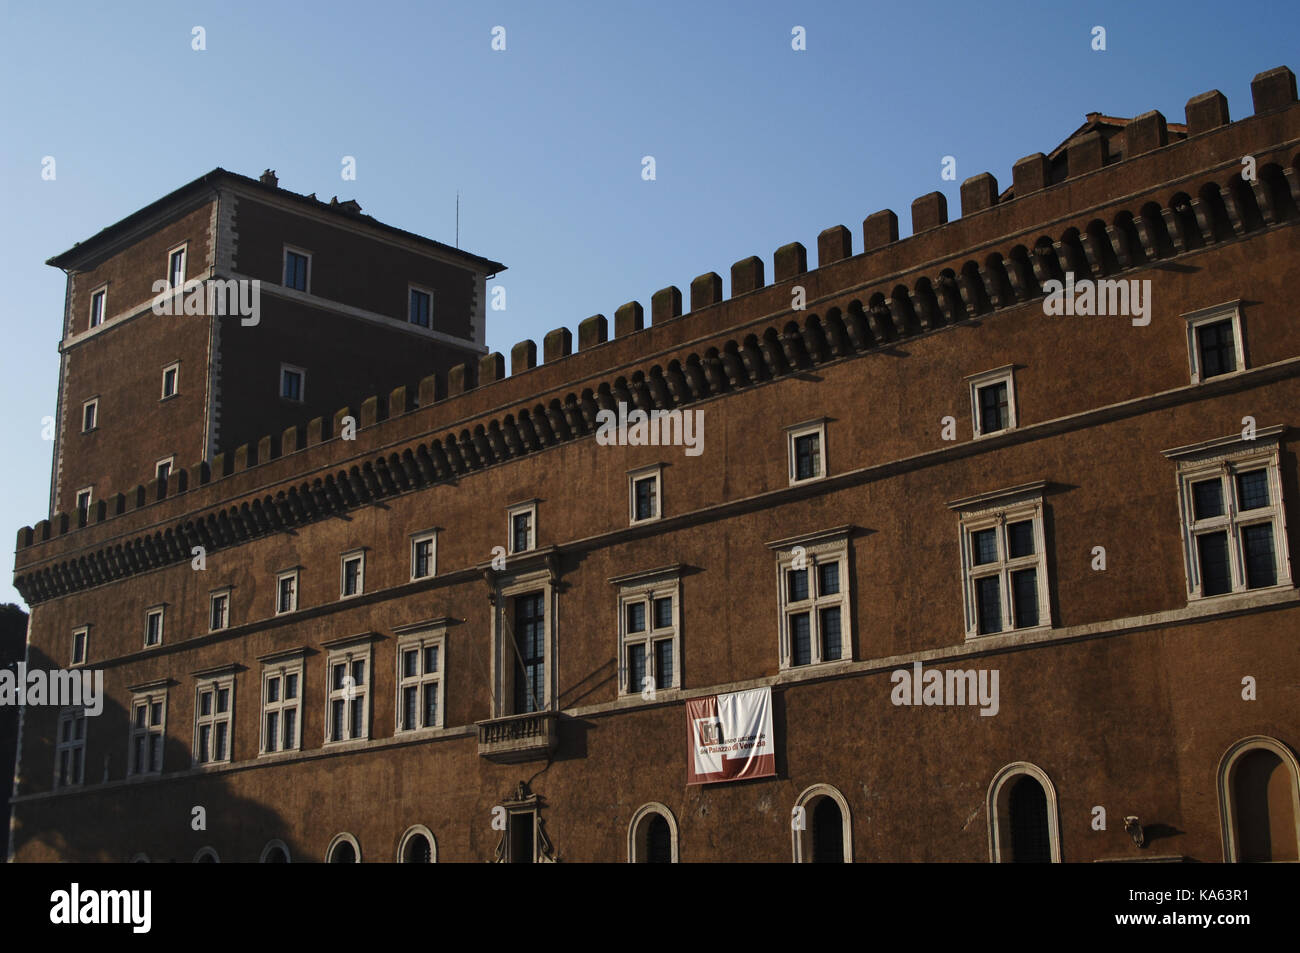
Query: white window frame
[[208, 589, 231, 632], [627, 803, 680, 863], [161, 362, 180, 399], [340, 549, 366, 599], [410, 530, 438, 580], [166, 243, 187, 290], [128, 689, 167, 776], [612, 567, 681, 697], [75, 487, 93, 515], [71, 626, 89, 666], [192, 674, 235, 766], [275, 569, 300, 615], [950, 483, 1051, 640], [628, 465, 663, 525], [81, 397, 99, 432], [144, 605, 165, 648], [394, 627, 447, 733], [155, 456, 174, 483], [279, 362, 306, 403], [259, 653, 304, 755], [1165, 427, 1292, 600], [325, 642, 372, 744], [507, 500, 538, 555], [770, 528, 852, 670], [967, 365, 1018, 438], [88, 286, 107, 329], [987, 762, 1062, 863], [1184, 301, 1246, 385], [55, 707, 87, 789], [282, 246, 312, 293], [791, 784, 854, 863], [408, 283, 434, 328], [786, 418, 828, 485]]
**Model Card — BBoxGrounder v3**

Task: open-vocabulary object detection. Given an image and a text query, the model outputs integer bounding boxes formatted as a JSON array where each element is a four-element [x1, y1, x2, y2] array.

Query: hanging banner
[[685, 686, 775, 785]]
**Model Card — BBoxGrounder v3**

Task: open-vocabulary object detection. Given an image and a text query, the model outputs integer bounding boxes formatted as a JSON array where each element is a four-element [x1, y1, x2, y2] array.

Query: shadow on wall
[[10, 639, 295, 863], [1, 603, 30, 860]]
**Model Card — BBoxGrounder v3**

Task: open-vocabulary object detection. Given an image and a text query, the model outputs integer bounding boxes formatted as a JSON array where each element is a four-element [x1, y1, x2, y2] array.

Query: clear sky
[[1, 0, 1296, 607]]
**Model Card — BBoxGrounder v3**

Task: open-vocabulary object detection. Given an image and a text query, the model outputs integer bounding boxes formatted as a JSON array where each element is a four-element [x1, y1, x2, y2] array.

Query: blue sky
[[1, 0, 1296, 607]]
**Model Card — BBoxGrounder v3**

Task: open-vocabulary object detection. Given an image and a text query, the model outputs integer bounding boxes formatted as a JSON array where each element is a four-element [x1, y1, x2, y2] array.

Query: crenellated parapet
[[13, 64, 1300, 593]]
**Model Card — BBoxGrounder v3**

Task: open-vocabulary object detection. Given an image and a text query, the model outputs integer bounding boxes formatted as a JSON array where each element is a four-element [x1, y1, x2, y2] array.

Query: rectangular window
[[71, 627, 88, 666], [617, 571, 681, 696], [340, 550, 365, 598], [167, 246, 186, 289], [82, 398, 98, 432], [128, 692, 166, 775], [1185, 302, 1246, 384], [786, 420, 827, 484], [409, 287, 432, 328], [55, 708, 87, 788], [513, 593, 545, 714], [411, 531, 437, 580], [508, 502, 537, 554], [326, 649, 369, 743], [89, 288, 106, 329], [955, 491, 1050, 639], [968, 366, 1017, 437], [261, 660, 302, 754], [396, 631, 444, 732], [1170, 435, 1292, 599], [276, 570, 299, 615], [194, 677, 234, 766], [155, 457, 173, 483], [772, 530, 851, 670], [144, 606, 165, 647], [629, 466, 662, 524], [161, 363, 179, 399], [284, 248, 310, 292], [209, 590, 230, 632], [75, 488, 93, 516], [280, 363, 305, 402]]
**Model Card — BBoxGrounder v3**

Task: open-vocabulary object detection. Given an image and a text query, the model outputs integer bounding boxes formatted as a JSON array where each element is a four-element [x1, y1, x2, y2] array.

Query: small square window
[[341, 551, 365, 598], [89, 288, 106, 329], [786, 420, 828, 484], [145, 607, 165, 647], [167, 246, 187, 289], [409, 287, 433, 328], [1185, 303, 1246, 384], [968, 367, 1017, 437], [508, 502, 537, 554], [280, 364, 305, 402], [284, 248, 310, 292], [411, 531, 437, 580], [276, 571, 299, 615], [71, 627, 88, 666], [82, 399, 98, 432], [161, 363, 179, 399], [628, 466, 662, 524]]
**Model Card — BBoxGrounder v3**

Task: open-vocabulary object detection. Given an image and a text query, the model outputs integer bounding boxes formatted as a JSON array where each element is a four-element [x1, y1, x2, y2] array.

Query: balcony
[[476, 710, 560, 763]]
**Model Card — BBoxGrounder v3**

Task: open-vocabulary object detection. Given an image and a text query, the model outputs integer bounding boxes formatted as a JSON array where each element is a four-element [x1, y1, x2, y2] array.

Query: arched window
[[1218, 736, 1300, 862], [791, 784, 852, 863], [326, 832, 361, 863], [260, 839, 291, 863], [628, 803, 678, 863], [987, 762, 1061, 862], [398, 825, 437, 863], [193, 847, 220, 863]]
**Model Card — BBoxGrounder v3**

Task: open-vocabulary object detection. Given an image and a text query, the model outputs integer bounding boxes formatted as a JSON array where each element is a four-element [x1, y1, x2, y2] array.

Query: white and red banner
[[685, 686, 775, 785]]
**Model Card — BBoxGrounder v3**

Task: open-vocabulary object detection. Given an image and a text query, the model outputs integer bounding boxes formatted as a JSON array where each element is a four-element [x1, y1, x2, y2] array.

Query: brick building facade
[[8, 65, 1300, 863]]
